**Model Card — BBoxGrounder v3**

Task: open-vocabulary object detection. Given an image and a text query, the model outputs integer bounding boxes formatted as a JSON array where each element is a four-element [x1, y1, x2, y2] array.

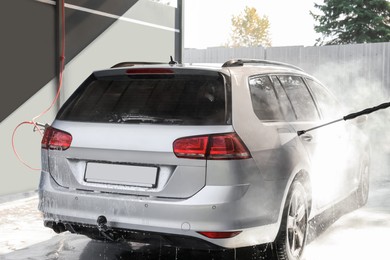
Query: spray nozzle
[[33, 122, 50, 133]]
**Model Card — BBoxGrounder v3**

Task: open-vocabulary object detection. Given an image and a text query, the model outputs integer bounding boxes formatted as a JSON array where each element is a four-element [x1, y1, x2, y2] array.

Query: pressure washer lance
[[297, 101, 390, 136]]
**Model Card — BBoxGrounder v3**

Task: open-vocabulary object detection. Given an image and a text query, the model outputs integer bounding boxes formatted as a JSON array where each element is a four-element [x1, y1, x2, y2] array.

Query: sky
[[184, 0, 323, 49]]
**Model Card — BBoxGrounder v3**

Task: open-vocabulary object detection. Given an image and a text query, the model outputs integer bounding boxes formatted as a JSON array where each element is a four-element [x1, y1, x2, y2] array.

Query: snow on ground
[[0, 195, 56, 255], [303, 182, 390, 260]]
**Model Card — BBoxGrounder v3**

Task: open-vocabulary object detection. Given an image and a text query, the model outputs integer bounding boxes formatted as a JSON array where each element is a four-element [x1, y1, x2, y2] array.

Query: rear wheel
[[275, 181, 308, 260]]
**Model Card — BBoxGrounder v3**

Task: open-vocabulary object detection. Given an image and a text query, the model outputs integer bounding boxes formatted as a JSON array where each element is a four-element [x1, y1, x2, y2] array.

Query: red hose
[[12, 0, 66, 171]]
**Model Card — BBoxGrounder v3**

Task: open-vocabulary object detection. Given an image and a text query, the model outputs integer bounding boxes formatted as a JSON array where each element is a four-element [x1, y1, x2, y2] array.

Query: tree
[[311, 0, 390, 45], [228, 6, 272, 47]]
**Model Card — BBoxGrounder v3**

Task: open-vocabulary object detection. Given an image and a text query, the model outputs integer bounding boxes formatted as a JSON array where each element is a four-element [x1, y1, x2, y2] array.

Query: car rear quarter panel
[[229, 73, 310, 180], [229, 72, 312, 219]]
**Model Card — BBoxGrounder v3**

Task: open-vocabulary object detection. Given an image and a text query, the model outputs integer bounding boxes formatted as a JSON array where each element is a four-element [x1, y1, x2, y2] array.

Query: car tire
[[356, 153, 370, 207], [274, 180, 309, 260]]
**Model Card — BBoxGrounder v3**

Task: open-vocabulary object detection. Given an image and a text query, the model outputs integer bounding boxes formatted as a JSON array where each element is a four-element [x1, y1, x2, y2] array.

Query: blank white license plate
[[85, 162, 158, 188]]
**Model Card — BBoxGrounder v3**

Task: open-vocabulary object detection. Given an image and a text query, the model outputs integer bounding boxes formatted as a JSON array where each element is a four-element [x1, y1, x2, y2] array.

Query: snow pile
[[0, 195, 56, 255]]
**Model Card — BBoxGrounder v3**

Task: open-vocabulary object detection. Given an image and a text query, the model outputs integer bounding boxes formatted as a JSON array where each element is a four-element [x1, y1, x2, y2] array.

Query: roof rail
[[111, 62, 166, 68], [222, 59, 304, 71]]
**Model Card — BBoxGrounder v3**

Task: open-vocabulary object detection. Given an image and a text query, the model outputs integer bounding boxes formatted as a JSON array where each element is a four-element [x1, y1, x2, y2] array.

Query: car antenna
[[169, 56, 177, 65], [297, 101, 390, 136]]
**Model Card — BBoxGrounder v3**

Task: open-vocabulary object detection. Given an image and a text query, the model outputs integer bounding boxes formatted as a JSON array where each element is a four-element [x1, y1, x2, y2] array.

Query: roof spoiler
[[111, 62, 166, 68], [112, 57, 179, 68]]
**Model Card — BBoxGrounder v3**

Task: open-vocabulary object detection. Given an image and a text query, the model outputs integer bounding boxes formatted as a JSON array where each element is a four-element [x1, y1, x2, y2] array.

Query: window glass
[[248, 75, 284, 121], [270, 76, 296, 121], [57, 74, 227, 125], [306, 78, 342, 120], [278, 75, 319, 121]]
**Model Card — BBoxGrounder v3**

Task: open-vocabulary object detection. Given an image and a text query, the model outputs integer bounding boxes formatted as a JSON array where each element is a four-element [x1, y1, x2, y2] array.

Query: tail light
[[41, 126, 72, 151], [197, 231, 242, 239], [173, 133, 251, 160]]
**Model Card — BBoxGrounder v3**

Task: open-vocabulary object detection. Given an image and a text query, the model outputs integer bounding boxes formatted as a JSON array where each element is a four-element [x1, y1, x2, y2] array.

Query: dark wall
[[0, 0, 143, 123], [0, 0, 56, 123]]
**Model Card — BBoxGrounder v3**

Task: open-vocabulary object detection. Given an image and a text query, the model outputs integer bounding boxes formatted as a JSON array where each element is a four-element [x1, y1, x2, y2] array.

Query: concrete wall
[[0, 0, 182, 196]]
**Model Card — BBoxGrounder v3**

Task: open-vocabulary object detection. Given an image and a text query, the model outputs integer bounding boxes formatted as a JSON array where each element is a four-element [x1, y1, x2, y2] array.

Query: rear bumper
[[44, 219, 225, 249], [39, 171, 281, 249]]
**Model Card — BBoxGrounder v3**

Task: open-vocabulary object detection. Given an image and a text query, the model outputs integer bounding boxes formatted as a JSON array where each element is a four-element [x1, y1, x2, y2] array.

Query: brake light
[[173, 136, 209, 159], [41, 126, 72, 150], [126, 68, 174, 74], [173, 133, 251, 160], [208, 133, 250, 159], [197, 231, 242, 239]]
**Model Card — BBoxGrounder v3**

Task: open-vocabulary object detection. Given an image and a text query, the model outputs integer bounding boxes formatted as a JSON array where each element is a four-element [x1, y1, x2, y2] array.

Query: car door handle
[[301, 134, 313, 142]]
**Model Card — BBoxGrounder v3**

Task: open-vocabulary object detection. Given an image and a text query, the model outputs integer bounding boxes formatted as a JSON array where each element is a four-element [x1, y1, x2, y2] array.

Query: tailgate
[[47, 121, 234, 199]]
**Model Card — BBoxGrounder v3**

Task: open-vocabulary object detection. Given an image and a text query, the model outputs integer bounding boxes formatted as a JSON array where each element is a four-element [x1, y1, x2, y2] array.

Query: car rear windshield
[[57, 71, 230, 125]]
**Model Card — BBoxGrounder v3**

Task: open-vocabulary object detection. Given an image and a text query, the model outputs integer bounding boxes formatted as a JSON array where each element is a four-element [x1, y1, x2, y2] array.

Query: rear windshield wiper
[[114, 114, 183, 124]]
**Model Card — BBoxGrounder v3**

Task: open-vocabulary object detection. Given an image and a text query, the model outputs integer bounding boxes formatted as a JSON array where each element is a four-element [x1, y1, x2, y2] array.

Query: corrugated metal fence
[[184, 42, 390, 97]]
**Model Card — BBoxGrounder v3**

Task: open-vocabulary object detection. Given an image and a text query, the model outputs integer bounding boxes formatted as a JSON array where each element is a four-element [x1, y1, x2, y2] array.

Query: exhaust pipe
[[44, 221, 66, 234], [45, 217, 120, 241]]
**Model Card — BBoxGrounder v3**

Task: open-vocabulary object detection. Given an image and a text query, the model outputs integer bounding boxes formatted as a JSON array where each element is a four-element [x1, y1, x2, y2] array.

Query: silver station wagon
[[39, 59, 369, 260]]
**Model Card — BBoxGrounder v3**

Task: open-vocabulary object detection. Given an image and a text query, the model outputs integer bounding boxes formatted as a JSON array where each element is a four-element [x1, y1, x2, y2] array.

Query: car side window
[[305, 78, 342, 120], [270, 76, 297, 121], [248, 75, 285, 121], [277, 75, 320, 121]]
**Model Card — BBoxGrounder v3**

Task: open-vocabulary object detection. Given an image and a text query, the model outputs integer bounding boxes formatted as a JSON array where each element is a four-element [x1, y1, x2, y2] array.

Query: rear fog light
[[197, 231, 242, 239]]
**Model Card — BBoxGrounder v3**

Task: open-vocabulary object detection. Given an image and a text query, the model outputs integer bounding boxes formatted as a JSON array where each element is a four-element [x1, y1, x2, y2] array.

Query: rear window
[[57, 72, 229, 125]]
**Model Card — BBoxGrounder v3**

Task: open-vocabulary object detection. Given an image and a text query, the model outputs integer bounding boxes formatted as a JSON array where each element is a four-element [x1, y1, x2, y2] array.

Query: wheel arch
[[278, 168, 313, 225], [273, 168, 312, 259], [294, 170, 313, 217]]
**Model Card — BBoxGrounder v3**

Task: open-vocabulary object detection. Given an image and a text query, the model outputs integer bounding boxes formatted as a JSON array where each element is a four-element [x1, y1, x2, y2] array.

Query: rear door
[[272, 75, 345, 209], [305, 78, 359, 198], [47, 68, 232, 199]]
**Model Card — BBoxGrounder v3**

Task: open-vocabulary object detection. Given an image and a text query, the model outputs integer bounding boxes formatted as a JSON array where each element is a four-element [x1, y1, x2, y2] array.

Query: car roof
[[93, 59, 312, 78]]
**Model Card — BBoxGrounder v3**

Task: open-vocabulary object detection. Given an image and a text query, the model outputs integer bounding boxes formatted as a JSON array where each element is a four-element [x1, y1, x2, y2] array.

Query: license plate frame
[[85, 162, 158, 188]]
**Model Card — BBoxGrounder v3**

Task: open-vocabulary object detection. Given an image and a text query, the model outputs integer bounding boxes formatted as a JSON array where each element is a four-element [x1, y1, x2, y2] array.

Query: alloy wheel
[[286, 187, 308, 258]]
